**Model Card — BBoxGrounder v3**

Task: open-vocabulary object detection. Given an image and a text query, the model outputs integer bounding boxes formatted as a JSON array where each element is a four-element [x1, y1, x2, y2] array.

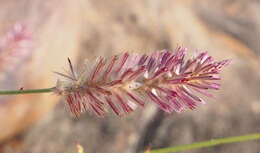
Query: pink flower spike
[[54, 47, 230, 117]]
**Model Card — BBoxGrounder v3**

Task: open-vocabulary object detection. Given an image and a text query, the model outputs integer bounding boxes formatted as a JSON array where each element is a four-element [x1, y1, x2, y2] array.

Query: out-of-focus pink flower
[[0, 23, 34, 80], [54, 47, 231, 118]]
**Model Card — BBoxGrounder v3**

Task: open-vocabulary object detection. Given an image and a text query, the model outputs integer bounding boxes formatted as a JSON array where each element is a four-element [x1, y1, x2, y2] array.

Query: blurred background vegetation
[[0, 0, 260, 153]]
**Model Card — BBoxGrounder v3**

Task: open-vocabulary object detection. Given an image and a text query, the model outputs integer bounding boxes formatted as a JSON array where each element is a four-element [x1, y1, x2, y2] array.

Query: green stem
[[145, 133, 260, 153], [0, 87, 54, 95]]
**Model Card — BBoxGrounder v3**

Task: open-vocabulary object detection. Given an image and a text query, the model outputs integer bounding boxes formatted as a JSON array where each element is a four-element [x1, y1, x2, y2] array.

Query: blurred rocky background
[[0, 0, 260, 153]]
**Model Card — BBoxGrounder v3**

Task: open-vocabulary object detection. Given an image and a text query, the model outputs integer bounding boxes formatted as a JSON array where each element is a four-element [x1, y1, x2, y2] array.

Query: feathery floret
[[54, 47, 231, 118]]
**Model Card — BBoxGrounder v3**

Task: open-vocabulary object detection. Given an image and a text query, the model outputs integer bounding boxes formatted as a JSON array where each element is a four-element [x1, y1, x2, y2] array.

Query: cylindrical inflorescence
[[54, 47, 231, 118]]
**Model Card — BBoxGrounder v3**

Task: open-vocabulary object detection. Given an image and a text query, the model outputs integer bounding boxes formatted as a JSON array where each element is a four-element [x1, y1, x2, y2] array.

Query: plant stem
[[0, 87, 54, 95], [145, 133, 260, 153]]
